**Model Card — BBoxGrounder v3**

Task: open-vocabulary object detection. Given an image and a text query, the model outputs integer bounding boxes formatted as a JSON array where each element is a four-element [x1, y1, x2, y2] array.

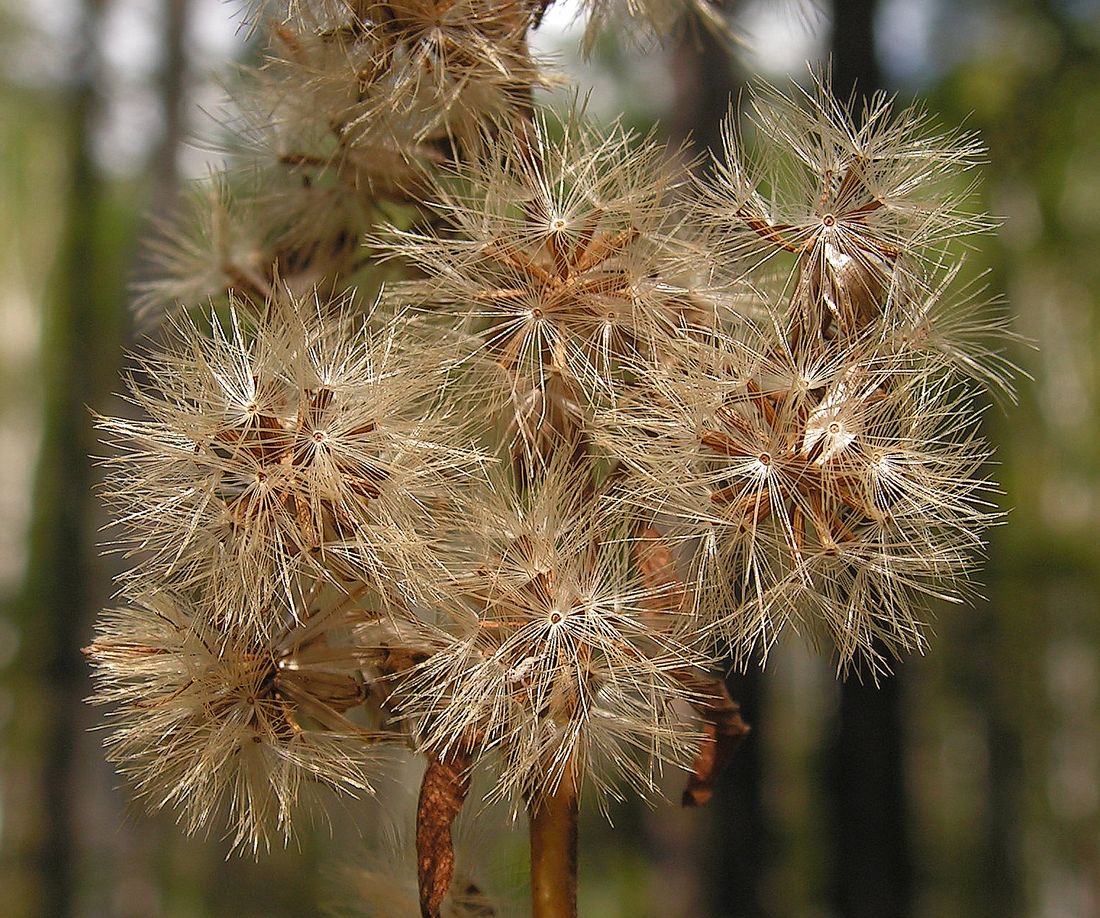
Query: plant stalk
[[528, 777, 579, 918]]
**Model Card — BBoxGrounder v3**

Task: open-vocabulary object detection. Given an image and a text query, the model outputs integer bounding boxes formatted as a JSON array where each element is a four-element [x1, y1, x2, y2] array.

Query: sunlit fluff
[[602, 322, 997, 672], [392, 460, 708, 805], [87, 587, 385, 854], [697, 77, 990, 351], [575, 0, 734, 55], [99, 291, 476, 629], [377, 107, 711, 417], [248, 0, 542, 146]]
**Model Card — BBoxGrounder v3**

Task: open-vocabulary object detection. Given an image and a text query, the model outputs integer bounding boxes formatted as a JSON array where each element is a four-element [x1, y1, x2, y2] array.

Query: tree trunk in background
[[826, 4, 914, 917], [826, 672, 912, 918], [19, 0, 110, 914], [830, 0, 880, 101], [664, 23, 776, 918], [707, 669, 771, 918], [666, 15, 738, 157], [153, 0, 191, 209]]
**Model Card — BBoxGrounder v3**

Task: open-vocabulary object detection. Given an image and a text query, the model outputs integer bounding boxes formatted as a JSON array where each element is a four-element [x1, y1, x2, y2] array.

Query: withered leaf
[[416, 747, 474, 918], [676, 671, 751, 807]]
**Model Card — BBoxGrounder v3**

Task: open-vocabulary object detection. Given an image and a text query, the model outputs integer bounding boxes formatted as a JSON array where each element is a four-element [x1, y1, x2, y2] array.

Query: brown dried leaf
[[633, 524, 689, 613], [416, 748, 474, 918], [676, 671, 751, 807]]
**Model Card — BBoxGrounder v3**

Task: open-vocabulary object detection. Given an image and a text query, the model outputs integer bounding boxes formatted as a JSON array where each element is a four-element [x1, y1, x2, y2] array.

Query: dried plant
[[85, 2, 1012, 916], [390, 457, 708, 805], [87, 584, 386, 854]]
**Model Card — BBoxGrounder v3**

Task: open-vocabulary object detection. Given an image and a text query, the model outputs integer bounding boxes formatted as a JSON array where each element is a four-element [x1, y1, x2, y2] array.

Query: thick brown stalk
[[528, 776, 579, 918]]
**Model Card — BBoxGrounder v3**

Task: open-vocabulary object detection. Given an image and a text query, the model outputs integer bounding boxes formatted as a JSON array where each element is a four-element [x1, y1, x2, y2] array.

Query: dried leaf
[[416, 748, 473, 918], [676, 671, 751, 807]]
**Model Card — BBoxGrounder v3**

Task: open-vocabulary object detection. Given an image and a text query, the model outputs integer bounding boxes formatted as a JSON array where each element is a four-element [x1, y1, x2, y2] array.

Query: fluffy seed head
[[249, 0, 545, 148], [378, 106, 710, 427], [698, 78, 989, 353], [99, 290, 477, 629], [86, 586, 386, 854], [392, 458, 708, 804], [601, 329, 996, 672]]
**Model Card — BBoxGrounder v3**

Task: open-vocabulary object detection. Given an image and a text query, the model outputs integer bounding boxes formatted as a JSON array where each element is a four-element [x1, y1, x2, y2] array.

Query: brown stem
[[528, 777, 579, 918]]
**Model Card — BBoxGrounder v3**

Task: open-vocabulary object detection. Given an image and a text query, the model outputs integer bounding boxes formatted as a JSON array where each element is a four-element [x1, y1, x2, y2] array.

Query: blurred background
[[1, 0, 1098, 915]]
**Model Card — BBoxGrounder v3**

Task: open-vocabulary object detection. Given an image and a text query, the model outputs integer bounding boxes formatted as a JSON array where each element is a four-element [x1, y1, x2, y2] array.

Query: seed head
[[85, 586, 386, 854], [392, 458, 708, 805], [378, 106, 708, 416], [698, 78, 990, 352], [99, 290, 477, 629], [602, 329, 996, 672], [252, 1, 545, 148]]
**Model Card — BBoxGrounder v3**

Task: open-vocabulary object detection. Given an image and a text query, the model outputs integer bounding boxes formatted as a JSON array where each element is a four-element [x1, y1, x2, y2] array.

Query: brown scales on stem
[[633, 527, 751, 807], [677, 670, 751, 807]]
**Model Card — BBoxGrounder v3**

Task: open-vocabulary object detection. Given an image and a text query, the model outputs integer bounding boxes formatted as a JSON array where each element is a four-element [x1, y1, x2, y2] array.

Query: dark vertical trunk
[[831, 0, 881, 97], [826, 5, 913, 917], [956, 605, 1026, 918], [665, 12, 738, 155], [664, 20, 774, 918], [706, 668, 771, 918], [22, 2, 107, 914], [826, 672, 912, 918], [153, 0, 191, 205]]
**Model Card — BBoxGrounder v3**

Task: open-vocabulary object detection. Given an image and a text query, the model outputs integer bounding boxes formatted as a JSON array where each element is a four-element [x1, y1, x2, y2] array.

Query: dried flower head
[[378, 106, 709, 446], [254, 0, 545, 147], [698, 78, 989, 351], [100, 290, 475, 629], [86, 584, 385, 854], [392, 457, 707, 804], [603, 326, 996, 671]]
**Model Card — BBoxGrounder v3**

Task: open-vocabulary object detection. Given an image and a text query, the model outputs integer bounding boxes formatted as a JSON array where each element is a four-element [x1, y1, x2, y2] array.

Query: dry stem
[[528, 775, 579, 918], [416, 748, 473, 918]]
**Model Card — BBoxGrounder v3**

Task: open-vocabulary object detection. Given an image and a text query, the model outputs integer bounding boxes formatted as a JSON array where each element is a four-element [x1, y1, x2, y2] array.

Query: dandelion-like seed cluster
[[85, 0, 1014, 907], [100, 295, 472, 626], [88, 586, 383, 853], [393, 460, 704, 805]]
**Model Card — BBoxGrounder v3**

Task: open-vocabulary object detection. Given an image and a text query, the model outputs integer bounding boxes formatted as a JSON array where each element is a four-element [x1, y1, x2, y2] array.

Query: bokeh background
[[2, 1, 1098, 915]]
